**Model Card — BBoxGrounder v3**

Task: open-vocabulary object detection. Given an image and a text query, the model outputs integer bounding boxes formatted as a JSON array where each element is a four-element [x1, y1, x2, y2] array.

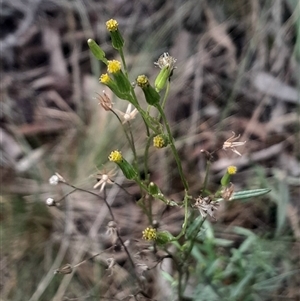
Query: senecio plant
[[49, 19, 271, 300]]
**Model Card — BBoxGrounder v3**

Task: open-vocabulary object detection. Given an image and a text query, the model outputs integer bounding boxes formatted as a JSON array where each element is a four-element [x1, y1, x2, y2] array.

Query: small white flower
[[49, 175, 59, 185], [116, 104, 138, 124], [46, 198, 56, 206]]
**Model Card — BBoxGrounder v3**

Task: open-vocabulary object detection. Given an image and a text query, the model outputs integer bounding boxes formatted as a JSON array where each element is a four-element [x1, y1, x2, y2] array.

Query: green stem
[[144, 134, 156, 225], [174, 191, 190, 240], [155, 103, 190, 238], [155, 104, 189, 191], [144, 133, 155, 183], [129, 87, 158, 134], [111, 109, 137, 164], [119, 47, 157, 135], [127, 121, 138, 168], [119, 48, 128, 76], [178, 268, 183, 301]]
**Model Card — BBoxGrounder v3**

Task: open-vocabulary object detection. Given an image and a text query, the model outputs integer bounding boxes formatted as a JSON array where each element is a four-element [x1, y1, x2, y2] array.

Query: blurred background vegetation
[[1, 0, 299, 300]]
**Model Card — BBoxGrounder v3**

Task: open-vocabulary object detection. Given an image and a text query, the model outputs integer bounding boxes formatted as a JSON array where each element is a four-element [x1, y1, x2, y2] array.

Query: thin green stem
[[178, 268, 183, 301], [144, 134, 156, 226], [119, 47, 158, 135], [127, 121, 138, 168], [119, 48, 128, 76], [174, 191, 191, 240], [129, 89, 157, 135], [144, 133, 155, 183], [155, 104, 189, 191], [111, 109, 137, 164], [155, 103, 191, 238]]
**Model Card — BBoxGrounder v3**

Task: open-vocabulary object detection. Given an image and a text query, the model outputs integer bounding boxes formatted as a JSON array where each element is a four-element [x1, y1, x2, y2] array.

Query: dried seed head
[[115, 104, 138, 124], [49, 173, 65, 185], [154, 52, 177, 91], [46, 198, 56, 207], [93, 168, 116, 192], [154, 52, 177, 70], [96, 91, 113, 111], [222, 182, 235, 201], [106, 258, 116, 269], [106, 221, 118, 245], [136, 263, 150, 279], [49, 175, 59, 185], [223, 132, 246, 156], [106, 258, 116, 277], [194, 196, 219, 220]]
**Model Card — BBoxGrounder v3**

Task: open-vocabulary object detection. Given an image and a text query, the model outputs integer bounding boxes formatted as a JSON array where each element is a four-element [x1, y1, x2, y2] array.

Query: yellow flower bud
[[108, 150, 137, 180], [106, 19, 118, 32], [106, 19, 124, 49], [136, 75, 160, 106], [142, 227, 157, 240], [107, 60, 121, 74], [99, 73, 111, 84], [221, 166, 237, 186], [153, 135, 168, 148], [108, 150, 123, 163], [227, 165, 237, 175]]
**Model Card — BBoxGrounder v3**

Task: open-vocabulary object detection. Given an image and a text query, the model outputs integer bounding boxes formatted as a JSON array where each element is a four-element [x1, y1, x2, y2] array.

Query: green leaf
[[216, 188, 271, 202], [213, 238, 234, 247], [231, 270, 255, 298]]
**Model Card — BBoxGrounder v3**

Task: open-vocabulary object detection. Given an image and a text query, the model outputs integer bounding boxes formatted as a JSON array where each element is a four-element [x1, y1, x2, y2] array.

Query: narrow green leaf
[[216, 188, 271, 202]]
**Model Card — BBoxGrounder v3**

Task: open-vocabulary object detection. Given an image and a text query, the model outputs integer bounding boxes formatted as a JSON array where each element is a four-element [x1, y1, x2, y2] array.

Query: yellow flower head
[[106, 19, 118, 32], [136, 75, 149, 88], [99, 73, 111, 84], [107, 60, 121, 74], [227, 165, 237, 175], [153, 135, 167, 148], [108, 150, 123, 163], [142, 227, 157, 241]]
